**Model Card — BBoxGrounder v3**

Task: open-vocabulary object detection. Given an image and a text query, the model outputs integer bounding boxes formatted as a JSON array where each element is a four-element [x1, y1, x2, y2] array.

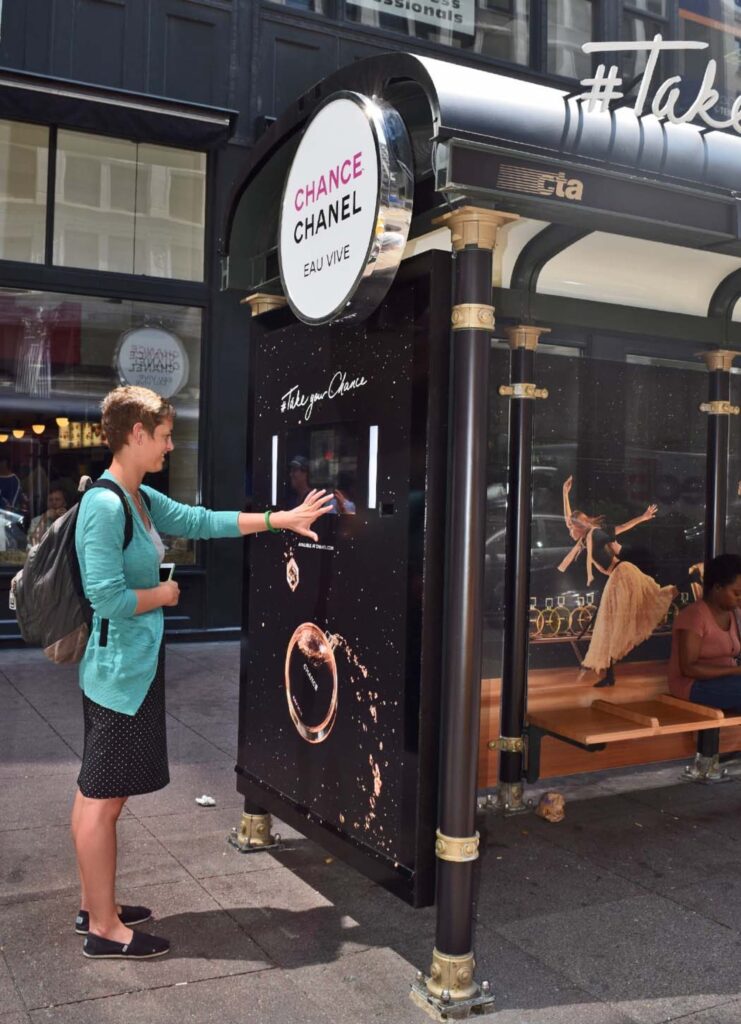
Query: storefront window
[[54, 131, 205, 281], [0, 121, 49, 264], [621, 0, 669, 78], [547, 0, 593, 78], [344, 0, 531, 64], [0, 289, 201, 568]]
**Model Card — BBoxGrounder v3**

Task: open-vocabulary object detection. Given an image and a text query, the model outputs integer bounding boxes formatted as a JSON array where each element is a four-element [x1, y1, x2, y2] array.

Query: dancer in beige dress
[[559, 476, 676, 686]]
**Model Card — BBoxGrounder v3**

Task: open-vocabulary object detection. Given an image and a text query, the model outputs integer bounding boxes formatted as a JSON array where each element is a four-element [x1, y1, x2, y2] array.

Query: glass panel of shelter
[[482, 336, 707, 688]]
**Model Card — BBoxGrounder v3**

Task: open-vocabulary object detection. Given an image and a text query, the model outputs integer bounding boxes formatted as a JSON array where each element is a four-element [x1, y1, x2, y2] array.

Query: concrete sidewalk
[[3, 642, 741, 1023]]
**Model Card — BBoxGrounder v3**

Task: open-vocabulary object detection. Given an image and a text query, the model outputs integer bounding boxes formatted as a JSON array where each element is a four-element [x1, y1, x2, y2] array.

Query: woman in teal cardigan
[[72, 385, 331, 961]]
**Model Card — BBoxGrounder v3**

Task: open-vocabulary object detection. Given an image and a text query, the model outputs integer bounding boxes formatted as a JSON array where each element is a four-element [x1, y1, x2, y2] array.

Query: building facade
[[1, 0, 740, 640]]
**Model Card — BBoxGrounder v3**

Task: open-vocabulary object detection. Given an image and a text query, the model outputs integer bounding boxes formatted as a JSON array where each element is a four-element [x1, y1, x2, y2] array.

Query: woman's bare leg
[[71, 790, 131, 942]]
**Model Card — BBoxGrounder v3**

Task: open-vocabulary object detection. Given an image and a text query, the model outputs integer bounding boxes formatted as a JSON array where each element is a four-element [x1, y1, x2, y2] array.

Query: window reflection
[[0, 121, 49, 264], [0, 289, 202, 567], [548, 0, 592, 78], [54, 131, 205, 281]]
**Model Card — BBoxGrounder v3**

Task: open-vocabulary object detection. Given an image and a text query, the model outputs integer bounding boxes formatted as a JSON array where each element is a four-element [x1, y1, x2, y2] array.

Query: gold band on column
[[426, 949, 478, 1000], [233, 811, 275, 850], [433, 206, 519, 252], [451, 303, 495, 331], [241, 293, 287, 317], [434, 829, 480, 863], [504, 325, 550, 351], [699, 349, 737, 373]]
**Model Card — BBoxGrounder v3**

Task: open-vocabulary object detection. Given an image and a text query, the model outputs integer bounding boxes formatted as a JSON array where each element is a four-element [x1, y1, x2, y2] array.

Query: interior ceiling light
[[0, 433, 8, 443], [12, 429, 24, 439], [55, 416, 69, 427], [31, 424, 45, 435]]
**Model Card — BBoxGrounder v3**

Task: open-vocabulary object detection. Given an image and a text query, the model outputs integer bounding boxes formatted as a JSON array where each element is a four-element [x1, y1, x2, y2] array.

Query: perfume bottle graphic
[[284, 622, 339, 743]]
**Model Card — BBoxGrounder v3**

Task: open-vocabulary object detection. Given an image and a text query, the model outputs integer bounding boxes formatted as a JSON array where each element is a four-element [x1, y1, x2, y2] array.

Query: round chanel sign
[[278, 92, 413, 325], [115, 327, 189, 399]]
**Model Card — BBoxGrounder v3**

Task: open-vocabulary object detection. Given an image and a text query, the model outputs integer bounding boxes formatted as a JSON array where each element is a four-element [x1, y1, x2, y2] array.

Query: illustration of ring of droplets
[[331, 632, 399, 853], [283, 545, 400, 860]]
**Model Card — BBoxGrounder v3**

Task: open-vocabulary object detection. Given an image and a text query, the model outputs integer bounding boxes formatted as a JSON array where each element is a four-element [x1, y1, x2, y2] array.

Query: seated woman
[[669, 553, 741, 709]]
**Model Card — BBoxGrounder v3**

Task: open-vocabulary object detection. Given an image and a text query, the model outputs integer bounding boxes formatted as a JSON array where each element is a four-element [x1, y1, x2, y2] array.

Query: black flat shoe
[[75, 905, 152, 935], [82, 929, 170, 959]]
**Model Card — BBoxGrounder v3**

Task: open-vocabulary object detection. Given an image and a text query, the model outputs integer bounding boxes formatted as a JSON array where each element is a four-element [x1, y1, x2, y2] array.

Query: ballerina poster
[[556, 475, 679, 686]]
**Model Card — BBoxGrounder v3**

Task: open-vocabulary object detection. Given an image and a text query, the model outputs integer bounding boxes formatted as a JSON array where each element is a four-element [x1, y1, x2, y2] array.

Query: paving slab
[[160, 717, 233, 766], [666, 999, 741, 1023], [0, 772, 79, 831], [24, 968, 364, 1024], [201, 863, 374, 968], [0, 957, 27, 1018], [531, 800, 741, 896], [164, 706, 237, 756], [123, 761, 242, 820], [3, 880, 270, 1011], [0, 816, 186, 906], [140, 806, 278, 880], [660, 875, 741, 934], [498, 892, 741, 1024], [0, 728, 78, 780], [476, 829, 643, 926]]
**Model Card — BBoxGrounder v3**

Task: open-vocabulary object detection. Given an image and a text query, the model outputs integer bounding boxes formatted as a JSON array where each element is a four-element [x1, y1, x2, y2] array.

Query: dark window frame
[[0, 116, 213, 576]]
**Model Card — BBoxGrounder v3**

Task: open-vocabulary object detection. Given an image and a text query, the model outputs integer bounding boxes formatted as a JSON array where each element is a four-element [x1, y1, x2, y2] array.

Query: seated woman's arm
[[678, 628, 741, 680]]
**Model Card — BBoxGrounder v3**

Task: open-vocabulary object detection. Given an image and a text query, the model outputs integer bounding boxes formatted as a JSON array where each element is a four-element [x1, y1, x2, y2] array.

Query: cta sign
[[279, 92, 413, 325]]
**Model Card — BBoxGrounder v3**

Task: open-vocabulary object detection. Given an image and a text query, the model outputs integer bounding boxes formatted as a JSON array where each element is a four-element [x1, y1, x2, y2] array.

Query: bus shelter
[[225, 51, 741, 1018]]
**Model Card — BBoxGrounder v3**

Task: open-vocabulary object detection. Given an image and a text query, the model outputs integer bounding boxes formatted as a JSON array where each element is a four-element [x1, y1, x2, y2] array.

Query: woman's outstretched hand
[[273, 489, 335, 541], [641, 504, 658, 522], [563, 475, 573, 494]]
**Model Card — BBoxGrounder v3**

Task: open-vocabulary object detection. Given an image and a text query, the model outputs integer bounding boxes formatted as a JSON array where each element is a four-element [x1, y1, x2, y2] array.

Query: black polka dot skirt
[[77, 646, 169, 799]]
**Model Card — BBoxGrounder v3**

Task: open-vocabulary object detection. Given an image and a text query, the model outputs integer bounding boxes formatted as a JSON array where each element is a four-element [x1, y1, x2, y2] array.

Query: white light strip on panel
[[271, 435, 278, 506], [368, 425, 378, 511]]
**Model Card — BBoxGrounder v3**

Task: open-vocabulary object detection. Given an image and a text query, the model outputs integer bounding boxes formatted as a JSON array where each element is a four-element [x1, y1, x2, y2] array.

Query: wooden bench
[[524, 695, 741, 783]]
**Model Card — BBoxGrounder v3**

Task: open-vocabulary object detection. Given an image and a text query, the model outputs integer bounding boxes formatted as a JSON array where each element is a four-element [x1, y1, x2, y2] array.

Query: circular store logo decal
[[279, 92, 413, 325], [115, 327, 189, 399]]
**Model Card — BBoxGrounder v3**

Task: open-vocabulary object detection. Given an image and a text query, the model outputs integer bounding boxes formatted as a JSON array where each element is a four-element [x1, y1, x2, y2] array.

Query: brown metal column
[[412, 206, 517, 1018], [700, 349, 738, 565], [494, 326, 549, 810]]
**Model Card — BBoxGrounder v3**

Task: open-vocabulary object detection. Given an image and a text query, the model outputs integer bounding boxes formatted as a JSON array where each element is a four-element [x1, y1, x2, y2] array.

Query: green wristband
[[265, 509, 280, 534]]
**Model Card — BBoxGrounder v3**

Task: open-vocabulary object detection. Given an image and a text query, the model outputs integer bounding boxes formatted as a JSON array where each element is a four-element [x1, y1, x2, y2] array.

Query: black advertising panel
[[236, 252, 451, 906]]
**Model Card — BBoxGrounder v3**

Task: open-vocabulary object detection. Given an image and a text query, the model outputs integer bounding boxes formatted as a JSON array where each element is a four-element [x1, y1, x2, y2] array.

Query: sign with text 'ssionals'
[[278, 92, 413, 326]]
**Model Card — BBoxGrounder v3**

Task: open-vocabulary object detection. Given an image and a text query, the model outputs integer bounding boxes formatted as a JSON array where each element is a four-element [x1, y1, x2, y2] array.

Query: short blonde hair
[[101, 386, 175, 453]]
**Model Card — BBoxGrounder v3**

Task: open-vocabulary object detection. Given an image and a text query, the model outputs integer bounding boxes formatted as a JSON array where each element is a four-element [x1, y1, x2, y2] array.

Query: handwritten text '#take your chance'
[[281, 371, 368, 422]]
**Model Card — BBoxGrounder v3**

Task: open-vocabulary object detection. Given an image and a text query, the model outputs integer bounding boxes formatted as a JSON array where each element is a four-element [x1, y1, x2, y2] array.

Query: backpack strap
[[85, 479, 139, 647], [88, 479, 136, 549]]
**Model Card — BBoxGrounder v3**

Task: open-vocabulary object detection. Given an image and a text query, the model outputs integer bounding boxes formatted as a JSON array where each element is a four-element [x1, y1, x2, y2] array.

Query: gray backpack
[[10, 478, 149, 663]]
